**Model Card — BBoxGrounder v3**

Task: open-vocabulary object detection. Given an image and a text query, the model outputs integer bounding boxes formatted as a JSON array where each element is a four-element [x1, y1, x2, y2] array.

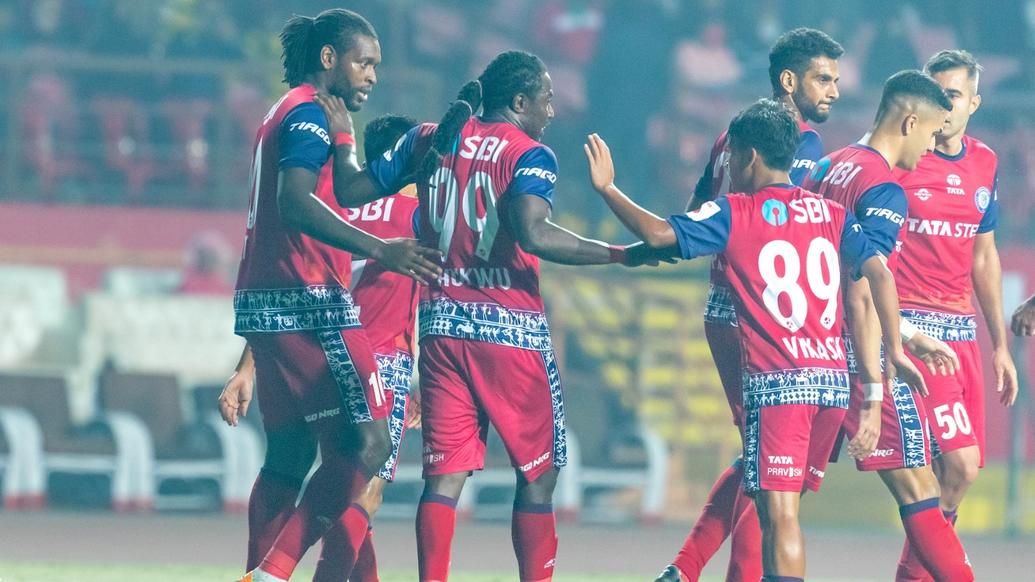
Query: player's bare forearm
[[511, 195, 616, 265], [861, 257, 904, 357], [235, 344, 254, 375], [972, 232, 1008, 350], [845, 277, 882, 385], [277, 168, 385, 257], [329, 143, 387, 207], [584, 133, 676, 248], [597, 183, 677, 248]]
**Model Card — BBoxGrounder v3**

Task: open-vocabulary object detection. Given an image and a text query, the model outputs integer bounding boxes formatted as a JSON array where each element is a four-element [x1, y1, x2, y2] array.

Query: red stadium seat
[[161, 99, 213, 204], [91, 97, 156, 203]]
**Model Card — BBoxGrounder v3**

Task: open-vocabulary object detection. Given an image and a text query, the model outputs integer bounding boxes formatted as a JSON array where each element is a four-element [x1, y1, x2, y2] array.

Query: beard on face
[[794, 87, 830, 124]]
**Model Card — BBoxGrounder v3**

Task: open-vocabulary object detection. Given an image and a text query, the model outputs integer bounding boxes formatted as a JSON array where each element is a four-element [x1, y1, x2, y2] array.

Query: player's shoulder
[[963, 134, 997, 162]]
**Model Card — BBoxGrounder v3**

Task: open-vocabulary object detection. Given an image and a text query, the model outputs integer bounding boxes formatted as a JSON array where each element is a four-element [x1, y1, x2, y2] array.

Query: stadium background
[[0, 0, 1034, 580]]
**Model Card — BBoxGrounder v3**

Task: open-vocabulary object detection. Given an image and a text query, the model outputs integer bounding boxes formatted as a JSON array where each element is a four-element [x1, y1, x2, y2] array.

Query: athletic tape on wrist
[[334, 132, 356, 147], [900, 318, 918, 343], [863, 382, 883, 402]]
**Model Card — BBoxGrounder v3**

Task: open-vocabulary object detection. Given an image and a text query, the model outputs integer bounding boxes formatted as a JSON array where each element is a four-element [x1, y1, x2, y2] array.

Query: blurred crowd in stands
[[2, 0, 1034, 242]]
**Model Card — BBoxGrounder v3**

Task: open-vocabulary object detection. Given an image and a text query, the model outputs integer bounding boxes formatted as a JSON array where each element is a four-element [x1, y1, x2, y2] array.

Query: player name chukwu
[[438, 266, 513, 289]]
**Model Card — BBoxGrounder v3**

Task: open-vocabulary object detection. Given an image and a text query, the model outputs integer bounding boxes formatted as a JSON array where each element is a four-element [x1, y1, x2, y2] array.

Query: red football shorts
[[248, 328, 390, 432], [843, 374, 932, 471], [913, 339, 985, 466], [418, 336, 566, 483], [742, 403, 845, 493], [705, 320, 745, 426]]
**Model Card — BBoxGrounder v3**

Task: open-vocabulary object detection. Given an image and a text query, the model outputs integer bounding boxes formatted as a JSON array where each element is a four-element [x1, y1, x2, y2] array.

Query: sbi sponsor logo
[[761, 199, 789, 226]]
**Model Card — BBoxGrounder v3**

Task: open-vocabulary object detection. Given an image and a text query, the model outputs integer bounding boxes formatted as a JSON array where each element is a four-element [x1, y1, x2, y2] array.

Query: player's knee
[[356, 424, 392, 474], [355, 479, 386, 516], [263, 425, 318, 480], [516, 468, 558, 505], [424, 472, 468, 499]]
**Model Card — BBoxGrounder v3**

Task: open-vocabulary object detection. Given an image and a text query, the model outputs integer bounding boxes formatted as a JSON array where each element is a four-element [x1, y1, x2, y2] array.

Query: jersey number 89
[[758, 237, 840, 333]]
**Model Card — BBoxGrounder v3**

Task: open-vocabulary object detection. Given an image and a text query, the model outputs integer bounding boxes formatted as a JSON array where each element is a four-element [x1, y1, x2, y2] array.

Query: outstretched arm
[[509, 195, 651, 266], [314, 93, 399, 208], [584, 133, 678, 249]]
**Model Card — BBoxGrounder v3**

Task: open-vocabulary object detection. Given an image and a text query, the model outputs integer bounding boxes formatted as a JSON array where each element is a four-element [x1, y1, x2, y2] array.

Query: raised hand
[[583, 133, 616, 193], [375, 238, 443, 284], [313, 92, 355, 137]]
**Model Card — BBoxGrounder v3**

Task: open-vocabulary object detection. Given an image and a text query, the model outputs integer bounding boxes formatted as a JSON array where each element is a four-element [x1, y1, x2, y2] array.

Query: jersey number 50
[[427, 167, 501, 259], [758, 237, 840, 333]]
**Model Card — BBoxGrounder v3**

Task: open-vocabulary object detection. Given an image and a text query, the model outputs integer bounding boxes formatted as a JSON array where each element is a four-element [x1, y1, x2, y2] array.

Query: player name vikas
[[438, 267, 513, 289], [780, 335, 846, 362], [905, 218, 980, 239]]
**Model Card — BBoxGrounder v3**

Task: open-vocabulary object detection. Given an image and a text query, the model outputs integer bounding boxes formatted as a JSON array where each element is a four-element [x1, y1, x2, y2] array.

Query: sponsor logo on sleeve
[[975, 187, 991, 213], [514, 166, 557, 183], [687, 200, 722, 221], [288, 121, 331, 145]]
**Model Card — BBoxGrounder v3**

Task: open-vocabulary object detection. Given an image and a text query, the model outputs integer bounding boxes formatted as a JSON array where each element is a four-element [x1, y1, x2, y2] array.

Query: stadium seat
[[100, 371, 262, 511], [21, 73, 90, 200], [0, 406, 46, 509], [0, 372, 153, 510], [91, 97, 156, 203], [161, 99, 213, 203]]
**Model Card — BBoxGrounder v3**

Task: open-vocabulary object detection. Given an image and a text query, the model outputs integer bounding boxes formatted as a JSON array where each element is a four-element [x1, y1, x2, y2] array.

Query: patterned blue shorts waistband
[[743, 367, 850, 409], [703, 283, 738, 327], [901, 309, 977, 342], [234, 285, 361, 334], [419, 298, 553, 352]]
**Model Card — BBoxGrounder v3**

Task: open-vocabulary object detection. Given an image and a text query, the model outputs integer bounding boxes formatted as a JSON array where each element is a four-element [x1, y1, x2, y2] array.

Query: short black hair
[[727, 99, 799, 171], [924, 49, 983, 84], [364, 114, 418, 162], [280, 9, 378, 87], [477, 51, 547, 112], [768, 28, 844, 94], [875, 70, 953, 123]]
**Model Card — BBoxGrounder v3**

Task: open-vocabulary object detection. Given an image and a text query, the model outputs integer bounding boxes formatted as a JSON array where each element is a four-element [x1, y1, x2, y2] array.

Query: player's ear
[[319, 44, 336, 71], [779, 69, 796, 95], [901, 112, 918, 137], [969, 93, 981, 115], [511, 92, 528, 114]]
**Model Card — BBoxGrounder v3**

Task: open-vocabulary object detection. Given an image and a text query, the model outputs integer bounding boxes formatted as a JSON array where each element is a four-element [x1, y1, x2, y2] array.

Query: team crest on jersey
[[974, 187, 991, 213], [761, 199, 788, 226], [808, 157, 831, 182], [914, 188, 931, 202]]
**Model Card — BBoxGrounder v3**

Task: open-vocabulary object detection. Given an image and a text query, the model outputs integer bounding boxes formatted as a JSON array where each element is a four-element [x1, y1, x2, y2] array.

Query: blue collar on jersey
[[932, 140, 967, 162]]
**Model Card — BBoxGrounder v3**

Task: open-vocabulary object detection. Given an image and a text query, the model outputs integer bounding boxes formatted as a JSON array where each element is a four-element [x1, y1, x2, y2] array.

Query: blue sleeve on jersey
[[854, 182, 907, 257], [411, 204, 421, 238], [666, 197, 732, 259], [365, 125, 422, 196], [840, 211, 879, 280], [509, 146, 558, 207], [977, 171, 999, 233], [789, 131, 823, 186], [279, 103, 332, 173]]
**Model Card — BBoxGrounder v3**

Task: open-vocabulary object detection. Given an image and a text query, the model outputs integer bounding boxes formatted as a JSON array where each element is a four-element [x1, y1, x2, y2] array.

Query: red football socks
[[896, 500, 972, 582], [512, 502, 558, 582], [259, 454, 369, 580], [672, 460, 744, 579], [349, 527, 379, 582], [725, 492, 762, 582], [416, 493, 458, 582], [312, 504, 372, 582], [246, 469, 303, 571]]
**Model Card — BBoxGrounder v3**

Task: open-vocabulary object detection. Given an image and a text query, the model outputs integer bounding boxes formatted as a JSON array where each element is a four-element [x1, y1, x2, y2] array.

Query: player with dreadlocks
[[223, 9, 441, 582], [313, 49, 663, 582]]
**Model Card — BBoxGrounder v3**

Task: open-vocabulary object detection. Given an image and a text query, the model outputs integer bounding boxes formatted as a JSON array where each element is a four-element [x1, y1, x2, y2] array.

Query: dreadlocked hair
[[279, 9, 377, 87], [415, 80, 483, 187]]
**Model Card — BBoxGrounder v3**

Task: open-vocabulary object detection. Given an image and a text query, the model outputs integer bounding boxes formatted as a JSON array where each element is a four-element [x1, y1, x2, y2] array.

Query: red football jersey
[[234, 84, 360, 335], [366, 118, 559, 352], [346, 192, 420, 354], [893, 135, 1000, 315], [802, 144, 908, 272], [668, 185, 877, 408], [701, 120, 824, 327]]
